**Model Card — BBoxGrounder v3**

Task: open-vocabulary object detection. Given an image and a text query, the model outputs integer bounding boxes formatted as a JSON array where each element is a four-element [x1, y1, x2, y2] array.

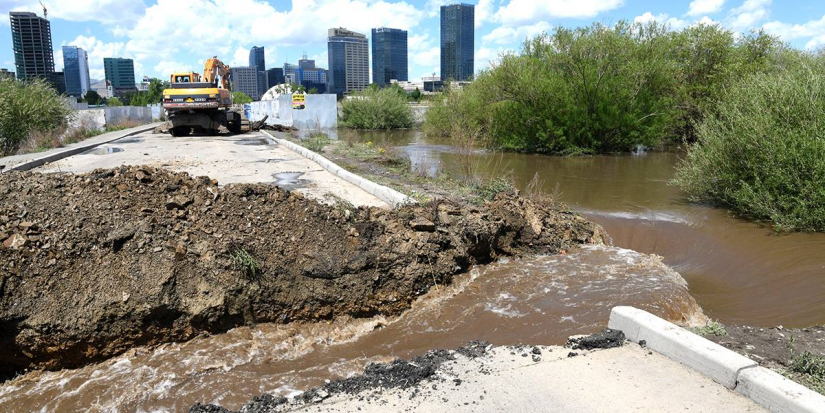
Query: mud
[[0, 166, 603, 379], [705, 324, 825, 374], [568, 328, 626, 350]]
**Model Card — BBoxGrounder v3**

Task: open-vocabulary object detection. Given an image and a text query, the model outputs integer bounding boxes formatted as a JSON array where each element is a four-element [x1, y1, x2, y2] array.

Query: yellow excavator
[[162, 57, 243, 136]]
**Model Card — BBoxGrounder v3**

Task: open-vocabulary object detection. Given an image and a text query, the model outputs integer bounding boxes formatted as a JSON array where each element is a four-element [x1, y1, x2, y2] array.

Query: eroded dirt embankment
[[0, 166, 604, 378]]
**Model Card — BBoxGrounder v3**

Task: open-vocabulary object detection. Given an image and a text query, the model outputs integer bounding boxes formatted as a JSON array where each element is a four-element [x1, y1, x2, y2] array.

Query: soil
[[0, 166, 605, 379], [189, 332, 624, 412]]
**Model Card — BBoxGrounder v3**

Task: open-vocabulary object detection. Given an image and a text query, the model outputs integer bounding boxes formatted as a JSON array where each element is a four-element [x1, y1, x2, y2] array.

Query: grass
[[301, 132, 331, 153], [690, 320, 727, 337], [230, 247, 261, 278], [17, 119, 146, 155], [785, 343, 825, 395]]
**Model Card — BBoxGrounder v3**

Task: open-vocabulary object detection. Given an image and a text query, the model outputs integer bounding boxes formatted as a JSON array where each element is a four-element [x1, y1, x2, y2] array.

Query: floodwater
[[2, 128, 822, 411], [340, 129, 825, 327], [0, 246, 702, 411]]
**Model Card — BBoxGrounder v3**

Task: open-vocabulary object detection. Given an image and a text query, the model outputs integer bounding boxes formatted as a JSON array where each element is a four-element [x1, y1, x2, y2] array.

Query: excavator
[[162, 57, 243, 136]]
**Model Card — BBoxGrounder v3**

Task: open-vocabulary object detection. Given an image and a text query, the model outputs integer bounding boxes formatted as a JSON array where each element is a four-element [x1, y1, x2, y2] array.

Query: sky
[[1, 0, 824, 84]]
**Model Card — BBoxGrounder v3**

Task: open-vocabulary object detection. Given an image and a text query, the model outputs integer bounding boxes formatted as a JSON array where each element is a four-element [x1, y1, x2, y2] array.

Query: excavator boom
[[203, 57, 231, 90]]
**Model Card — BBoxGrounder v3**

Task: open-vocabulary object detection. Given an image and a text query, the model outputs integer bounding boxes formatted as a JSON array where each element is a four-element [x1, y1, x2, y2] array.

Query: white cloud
[[687, 0, 725, 17], [634, 12, 689, 31], [763, 14, 825, 50], [153, 61, 187, 78], [475, 0, 495, 27], [409, 33, 434, 52], [412, 47, 439, 67], [476, 47, 506, 71], [483, 22, 552, 45], [4, 0, 145, 26], [60, 35, 128, 80], [727, 0, 771, 31], [494, 0, 624, 26]]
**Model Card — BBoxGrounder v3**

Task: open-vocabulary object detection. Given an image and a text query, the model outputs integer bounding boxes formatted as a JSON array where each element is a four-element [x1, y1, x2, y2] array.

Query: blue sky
[[1, 0, 824, 84]]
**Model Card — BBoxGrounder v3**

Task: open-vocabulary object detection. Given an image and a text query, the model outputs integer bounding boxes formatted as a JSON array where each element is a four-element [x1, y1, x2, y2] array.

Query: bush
[[341, 86, 413, 129], [0, 77, 73, 156], [674, 59, 825, 231], [232, 91, 253, 104], [107, 97, 124, 107], [301, 132, 330, 153]]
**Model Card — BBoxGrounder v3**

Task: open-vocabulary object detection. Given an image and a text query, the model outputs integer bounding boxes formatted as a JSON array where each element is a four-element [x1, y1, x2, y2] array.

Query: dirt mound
[[0, 166, 604, 378]]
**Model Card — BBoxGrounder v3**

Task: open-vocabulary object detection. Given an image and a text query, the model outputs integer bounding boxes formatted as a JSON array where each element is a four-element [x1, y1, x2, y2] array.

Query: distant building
[[283, 62, 299, 85], [90, 79, 113, 98], [423, 75, 443, 92], [249, 46, 266, 98], [48, 71, 65, 94], [440, 3, 474, 82], [328, 28, 369, 95], [9, 12, 54, 82], [266, 67, 285, 87], [104, 57, 136, 96], [371, 27, 408, 87], [62, 46, 91, 97], [230, 66, 259, 101], [0, 68, 15, 79], [295, 54, 328, 93]]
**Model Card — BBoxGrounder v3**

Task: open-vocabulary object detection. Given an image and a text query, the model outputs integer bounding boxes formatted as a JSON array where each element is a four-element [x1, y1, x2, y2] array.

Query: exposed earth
[[0, 165, 604, 379]]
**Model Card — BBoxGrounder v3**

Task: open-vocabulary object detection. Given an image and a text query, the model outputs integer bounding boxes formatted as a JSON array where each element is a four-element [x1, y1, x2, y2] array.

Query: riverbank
[[0, 165, 603, 378]]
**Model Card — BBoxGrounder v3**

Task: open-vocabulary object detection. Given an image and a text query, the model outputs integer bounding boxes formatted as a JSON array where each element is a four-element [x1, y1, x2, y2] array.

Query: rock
[[3, 233, 27, 250], [409, 217, 435, 232], [166, 195, 193, 210], [568, 329, 626, 350]]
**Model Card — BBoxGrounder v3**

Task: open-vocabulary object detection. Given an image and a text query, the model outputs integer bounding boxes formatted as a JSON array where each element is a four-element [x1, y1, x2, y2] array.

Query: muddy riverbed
[[334, 129, 825, 327]]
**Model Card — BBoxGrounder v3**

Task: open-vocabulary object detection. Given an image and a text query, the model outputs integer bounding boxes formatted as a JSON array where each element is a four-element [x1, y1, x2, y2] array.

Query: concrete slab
[[302, 344, 766, 413], [31, 130, 389, 209], [737, 367, 825, 413], [609, 306, 757, 388]]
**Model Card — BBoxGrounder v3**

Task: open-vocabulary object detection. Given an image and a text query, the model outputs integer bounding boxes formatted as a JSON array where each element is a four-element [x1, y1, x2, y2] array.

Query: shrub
[[301, 132, 331, 153], [0, 77, 73, 156], [232, 91, 253, 104], [341, 86, 414, 129], [674, 59, 825, 231]]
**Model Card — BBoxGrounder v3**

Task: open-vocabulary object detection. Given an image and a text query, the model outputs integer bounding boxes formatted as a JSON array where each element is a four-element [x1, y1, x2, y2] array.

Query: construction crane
[[162, 56, 242, 136], [39, 1, 47, 19]]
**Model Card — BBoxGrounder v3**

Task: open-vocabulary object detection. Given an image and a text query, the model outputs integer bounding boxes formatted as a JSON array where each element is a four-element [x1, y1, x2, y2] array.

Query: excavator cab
[[170, 72, 201, 84]]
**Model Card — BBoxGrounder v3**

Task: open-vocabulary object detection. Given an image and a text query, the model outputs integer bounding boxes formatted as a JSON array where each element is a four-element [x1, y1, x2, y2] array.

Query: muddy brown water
[[0, 246, 701, 411], [1, 128, 822, 411]]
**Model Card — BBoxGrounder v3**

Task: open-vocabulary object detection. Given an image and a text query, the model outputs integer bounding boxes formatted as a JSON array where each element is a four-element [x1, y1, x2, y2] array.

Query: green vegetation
[[673, 59, 825, 231], [127, 79, 168, 106], [424, 22, 791, 154], [788, 351, 825, 395], [230, 247, 260, 278], [107, 97, 124, 107], [0, 77, 73, 156], [84, 90, 102, 106], [690, 320, 727, 337], [232, 91, 253, 104], [301, 132, 331, 153], [341, 85, 414, 129]]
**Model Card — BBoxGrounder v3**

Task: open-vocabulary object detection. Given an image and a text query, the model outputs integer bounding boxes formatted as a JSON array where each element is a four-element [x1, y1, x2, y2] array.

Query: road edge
[[609, 306, 825, 413], [261, 130, 415, 208], [0, 123, 162, 173]]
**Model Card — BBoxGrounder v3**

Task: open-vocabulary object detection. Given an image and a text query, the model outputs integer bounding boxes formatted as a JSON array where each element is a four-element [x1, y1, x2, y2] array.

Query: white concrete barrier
[[261, 130, 414, 208], [248, 94, 337, 130], [608, 306, 825, 413]]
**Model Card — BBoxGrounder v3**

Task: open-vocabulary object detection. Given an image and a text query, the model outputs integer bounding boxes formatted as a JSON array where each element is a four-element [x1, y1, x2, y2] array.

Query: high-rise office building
[[327, 28, 369, 95], [62, 46, 91, 97], [283, 62, 299, 85], [104, 57, 136, 96], [267, 67, 285, 87], [249, 46, 267, 96], [9, 12, 54, 81], [371, 27, 408, 87], [440, 3, 474, 82], [296, 54, 328, 93], [230, 66, 259, 101]]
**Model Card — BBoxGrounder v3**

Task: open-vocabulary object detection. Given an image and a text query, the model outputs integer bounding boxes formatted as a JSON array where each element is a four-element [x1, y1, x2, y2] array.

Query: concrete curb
[[0, 123, 161, 173], [261, 130, 415, 208], [608, 306, 825, 413]]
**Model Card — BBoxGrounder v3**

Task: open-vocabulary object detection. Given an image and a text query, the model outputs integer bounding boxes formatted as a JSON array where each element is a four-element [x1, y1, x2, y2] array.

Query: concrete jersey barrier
[[608, 306, 825, 413], [261, 130, 414, 208]]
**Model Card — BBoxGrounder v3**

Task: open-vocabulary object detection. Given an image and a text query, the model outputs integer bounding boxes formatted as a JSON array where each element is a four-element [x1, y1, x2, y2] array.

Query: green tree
[[0, 77, 72, 155], [84, 90, 102, 106], [232, 91, 253, 104], [107, 97, 124, 106], [307, 87, 318, 94], [410, 87, 422, 102]]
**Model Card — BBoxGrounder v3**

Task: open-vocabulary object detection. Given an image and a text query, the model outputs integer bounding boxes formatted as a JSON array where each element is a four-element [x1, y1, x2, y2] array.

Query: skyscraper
[[62, 46, 91, 97], [371, 27, 408, 87], [327, 28, 369, 96], [295, 54, 328, 93], [267, 67, 285, 87], [440, 3, 474, 82], [9, 11, 55, 84], [103, 57, 136, 96], [249, 46, 267, 95], [230, 66, 259, 101]]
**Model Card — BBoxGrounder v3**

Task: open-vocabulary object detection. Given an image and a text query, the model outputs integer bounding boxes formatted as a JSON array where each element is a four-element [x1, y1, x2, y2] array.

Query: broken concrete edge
[[608, 306, 825, 413], [261, 130, 417, 208], [0, 123, 162, 173]]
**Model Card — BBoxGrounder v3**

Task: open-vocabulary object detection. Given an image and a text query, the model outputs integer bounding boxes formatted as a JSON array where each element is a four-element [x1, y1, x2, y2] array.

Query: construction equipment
[[162, 57, 242, 136]]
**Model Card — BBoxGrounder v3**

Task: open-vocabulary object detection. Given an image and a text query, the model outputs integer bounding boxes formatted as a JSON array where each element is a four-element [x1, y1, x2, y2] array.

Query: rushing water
[[339, 129, 825, 327], [2, 128, 822, 411], [0, 246, 702, 411]]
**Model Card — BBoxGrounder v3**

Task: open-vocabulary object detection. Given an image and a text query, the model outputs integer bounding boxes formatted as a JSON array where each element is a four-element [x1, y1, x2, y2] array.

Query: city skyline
[[2, 1, 825, 84]]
